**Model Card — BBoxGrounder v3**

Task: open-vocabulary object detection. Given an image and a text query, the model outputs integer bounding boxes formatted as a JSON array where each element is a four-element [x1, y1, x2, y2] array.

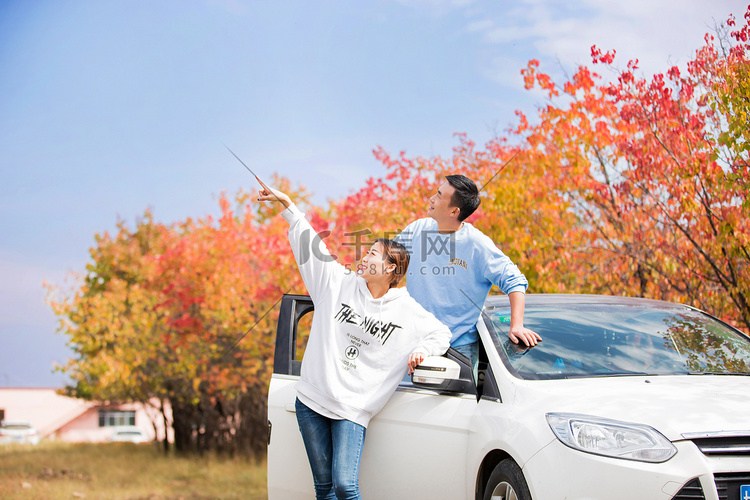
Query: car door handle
[[285, 403, 296, 413]]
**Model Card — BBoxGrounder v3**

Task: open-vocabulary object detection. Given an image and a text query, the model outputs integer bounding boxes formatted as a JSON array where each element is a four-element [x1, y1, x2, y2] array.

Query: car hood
[[513, 374, 750, 440]]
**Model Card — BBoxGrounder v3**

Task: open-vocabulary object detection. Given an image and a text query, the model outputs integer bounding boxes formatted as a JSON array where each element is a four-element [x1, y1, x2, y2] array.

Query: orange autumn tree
[[325, 7, 749, 333], [512, 6, 750, 331], [46, 180, 312, 456], [46, 212, 177, 448], [46, 212, 169, 398], [150, 178, 310, 455]]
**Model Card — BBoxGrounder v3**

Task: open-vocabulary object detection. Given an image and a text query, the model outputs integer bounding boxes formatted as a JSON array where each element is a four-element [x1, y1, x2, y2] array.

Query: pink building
[[0, 388, 172, 443]]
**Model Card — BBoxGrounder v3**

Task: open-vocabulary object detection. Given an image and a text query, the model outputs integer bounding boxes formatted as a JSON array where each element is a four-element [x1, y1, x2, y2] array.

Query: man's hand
[[407, 352, 426, 374], [508, 325, 542, 347], [508, 291, 542, 347]]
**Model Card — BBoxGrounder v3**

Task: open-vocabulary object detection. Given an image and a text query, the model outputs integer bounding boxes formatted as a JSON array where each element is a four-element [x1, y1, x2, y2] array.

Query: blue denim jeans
[[453, 341, 478, 379], [295, 398, 366, 500]]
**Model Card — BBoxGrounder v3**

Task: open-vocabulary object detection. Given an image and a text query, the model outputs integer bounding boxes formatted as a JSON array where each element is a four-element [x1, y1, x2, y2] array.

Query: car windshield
[[485, 303, 750, 380]]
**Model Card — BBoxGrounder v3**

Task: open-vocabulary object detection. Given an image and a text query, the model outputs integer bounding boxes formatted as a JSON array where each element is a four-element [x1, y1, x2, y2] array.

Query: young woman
[[258, 186, 451, 500]]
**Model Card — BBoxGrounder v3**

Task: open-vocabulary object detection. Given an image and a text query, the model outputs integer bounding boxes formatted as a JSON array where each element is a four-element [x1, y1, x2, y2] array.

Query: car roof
[[485, 293, 695, 311]]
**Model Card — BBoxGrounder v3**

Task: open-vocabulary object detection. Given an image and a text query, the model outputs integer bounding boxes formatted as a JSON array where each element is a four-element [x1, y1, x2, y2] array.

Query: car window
[[295, 310, 313, 363], [484, 304, 750, 380], [2, 424, 32, 430]]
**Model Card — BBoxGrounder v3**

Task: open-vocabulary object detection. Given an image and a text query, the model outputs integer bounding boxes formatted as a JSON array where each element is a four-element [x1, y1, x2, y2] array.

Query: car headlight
[[546, 413, 677, 463]]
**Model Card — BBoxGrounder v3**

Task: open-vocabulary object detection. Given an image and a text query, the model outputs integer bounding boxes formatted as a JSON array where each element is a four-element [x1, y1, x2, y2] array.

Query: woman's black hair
[[375, 238, 410, 287]]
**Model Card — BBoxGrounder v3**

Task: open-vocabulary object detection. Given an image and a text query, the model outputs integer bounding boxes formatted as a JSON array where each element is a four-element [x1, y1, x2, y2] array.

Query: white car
[[267, 293, 750, 499], [110, 426, 148, 443], [0, 420, 40, 445]]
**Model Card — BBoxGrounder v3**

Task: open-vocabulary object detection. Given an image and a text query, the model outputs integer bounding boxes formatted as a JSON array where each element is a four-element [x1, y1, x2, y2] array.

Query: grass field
[[0, 441, 267, 499]]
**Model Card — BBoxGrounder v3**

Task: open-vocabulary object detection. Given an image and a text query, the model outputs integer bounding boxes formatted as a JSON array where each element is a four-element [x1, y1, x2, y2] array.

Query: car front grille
[[688, 435, 750, 455], [671, 478, 705, 500], [675, 433, 750, 500], [714, 472, 750, 500]]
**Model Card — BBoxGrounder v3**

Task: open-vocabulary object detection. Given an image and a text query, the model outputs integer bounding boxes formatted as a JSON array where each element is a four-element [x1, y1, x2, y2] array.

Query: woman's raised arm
[[257, 185, 292, 209]]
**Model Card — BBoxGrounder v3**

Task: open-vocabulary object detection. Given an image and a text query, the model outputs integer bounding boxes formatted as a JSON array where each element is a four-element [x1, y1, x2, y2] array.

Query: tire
[[483, 459, 532, 500]]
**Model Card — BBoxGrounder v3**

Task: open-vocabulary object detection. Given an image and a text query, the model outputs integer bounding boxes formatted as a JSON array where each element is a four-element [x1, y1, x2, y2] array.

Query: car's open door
[[267, 294, 315, 500], [268, 293, 477, 499]]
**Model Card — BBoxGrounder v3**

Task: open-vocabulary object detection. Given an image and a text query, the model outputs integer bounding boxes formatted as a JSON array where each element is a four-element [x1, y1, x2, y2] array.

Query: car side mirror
[[412, 356, 473, 393]]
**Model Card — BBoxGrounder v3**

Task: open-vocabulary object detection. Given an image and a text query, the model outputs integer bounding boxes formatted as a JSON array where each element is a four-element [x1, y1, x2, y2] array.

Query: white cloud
[[297, 0, 744, 95], [459, 0, 746, 86]]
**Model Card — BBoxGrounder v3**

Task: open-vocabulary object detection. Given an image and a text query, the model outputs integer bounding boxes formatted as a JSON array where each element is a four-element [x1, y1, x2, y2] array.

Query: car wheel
[[483, 459, 532, 500]]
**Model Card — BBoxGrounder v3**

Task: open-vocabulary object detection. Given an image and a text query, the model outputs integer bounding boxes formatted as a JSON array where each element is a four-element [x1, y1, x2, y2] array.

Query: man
[[394, 174, 541, 370]]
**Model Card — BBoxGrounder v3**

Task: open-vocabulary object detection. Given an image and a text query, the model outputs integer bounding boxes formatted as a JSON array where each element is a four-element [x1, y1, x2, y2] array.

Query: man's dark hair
[[445, 174, 480, 221]]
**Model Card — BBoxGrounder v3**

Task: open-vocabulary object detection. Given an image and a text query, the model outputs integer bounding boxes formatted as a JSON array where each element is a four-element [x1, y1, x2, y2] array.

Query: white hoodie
[[282, 204, 451, 428]]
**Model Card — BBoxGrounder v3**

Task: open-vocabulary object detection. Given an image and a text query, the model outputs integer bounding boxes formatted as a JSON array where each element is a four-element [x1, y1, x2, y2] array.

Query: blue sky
[[1, 0, 745, 387]]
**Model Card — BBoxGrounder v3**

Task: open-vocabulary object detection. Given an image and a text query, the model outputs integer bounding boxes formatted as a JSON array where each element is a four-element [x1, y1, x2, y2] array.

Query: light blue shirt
[[394, 218, 528, 346]]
